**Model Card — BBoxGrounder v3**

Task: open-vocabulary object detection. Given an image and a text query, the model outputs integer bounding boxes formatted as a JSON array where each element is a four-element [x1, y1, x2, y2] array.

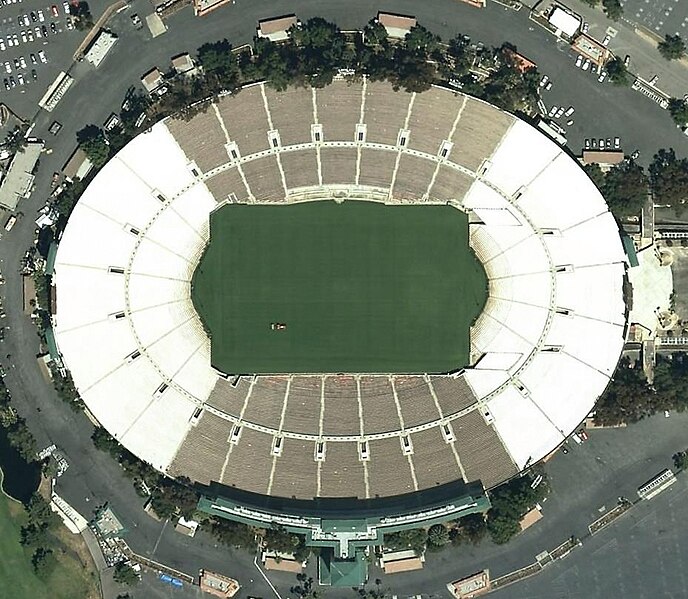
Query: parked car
[[606, 137, 612, 148], [38, 8, 45, 21], [566, 119, 574, 126], [30, 68, 36, 80], [50, 4, 58, 17], [555, 107, 565, 118], [585, 139, 591, 149], [575, 55, 583, 68], [598, 70, 608, 83], [548, 105, 558, 117], [582, 58, 591, 71], [48, 120, 62, 135], [631, 149, 640, 160], [29, 52, 36, 64], [29, 10, 36, 21], [539, 74, 549, 87], [3, 61, 10, 73], [40, 25, 47, 37], [624, 54, 630, 67], [34, 26, 42, 37], [564, 106, 575, 117], [20, 29, 27, 43], [545, 81, 552, 90], [16, 72, 23, 85], [49, 21, 57, 34], [582, 22, 589, 34], [602, 34, 611, 46], [614, 137, 620, 149], [0, 39, 5, 51], [598, 138, 604, 148], [38, 50, 47, 63], [2, 78, 8, 91], [18, 55, 26, 69], [62, 0, 70, 14], [579, 429, 589, 441]]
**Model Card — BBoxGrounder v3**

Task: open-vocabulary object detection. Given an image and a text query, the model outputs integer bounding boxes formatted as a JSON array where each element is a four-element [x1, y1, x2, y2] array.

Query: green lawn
[[0, 472, 98, 599], [192, 201, 487, 373]]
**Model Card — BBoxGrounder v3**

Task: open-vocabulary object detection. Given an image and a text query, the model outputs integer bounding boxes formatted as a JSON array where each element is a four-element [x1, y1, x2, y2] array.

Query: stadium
[[51, 80, 629, 580]]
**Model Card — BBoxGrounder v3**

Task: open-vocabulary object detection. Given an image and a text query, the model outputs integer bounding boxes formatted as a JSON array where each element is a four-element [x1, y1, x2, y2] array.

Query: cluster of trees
[[605, 56, 629, 86], [73, 16, 542, 166], [579, 0, 623, 21], [584, 160, 648, 218], [486, 472, 547, 545], [658, 34, 686, 61], [595, 354, 688, 426], [584, 147, 688, 219], [19, 493, 61, 578], [113, 562, 139, 586], [382, 473, 546, 552], [0, 376, 38, 461]]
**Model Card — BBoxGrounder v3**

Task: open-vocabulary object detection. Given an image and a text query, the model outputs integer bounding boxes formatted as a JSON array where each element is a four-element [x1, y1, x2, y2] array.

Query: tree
[[382, 528, 427, 552], [658, 34, 686, 61], [69, 1, 93, 30], [2, 124, 28, 154], [602, 0, 623, 20], [602, 161, 648, 218], [669, 98, 688, 128], [197, 39, 241, 93], [31, 547, 56, 578], [6, 418, 37, 461], [263, 525, 303, 554], [594, 358, 658, 425], [149, 479, 199, 519], [76, 125, 110, 168], [290, 18, 347, 88], [207, 517, 257, 549], [673, 450, 688, 471], [650, 148, 688, 214], [404, 25, 440, 53], [605, 57, 629, 85], [486, 473, 547, 545], [426, 523, 449, 548], [584, 163, 606, 191], [113, 562, 139, 586], [450, 513, 487, 546]]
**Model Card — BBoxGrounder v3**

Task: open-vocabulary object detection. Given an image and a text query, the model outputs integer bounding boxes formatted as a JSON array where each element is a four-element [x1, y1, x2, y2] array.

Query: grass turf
[[0, 473, 98, 599], [192, 201, 487, 373]]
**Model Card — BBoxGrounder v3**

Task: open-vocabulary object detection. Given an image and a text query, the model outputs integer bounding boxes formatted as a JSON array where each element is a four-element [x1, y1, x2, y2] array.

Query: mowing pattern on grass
[[192, 201, 487, 374]]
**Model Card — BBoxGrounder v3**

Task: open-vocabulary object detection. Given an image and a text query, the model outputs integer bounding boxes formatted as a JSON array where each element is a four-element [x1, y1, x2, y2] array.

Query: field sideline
[[193, 201, 487, 374]]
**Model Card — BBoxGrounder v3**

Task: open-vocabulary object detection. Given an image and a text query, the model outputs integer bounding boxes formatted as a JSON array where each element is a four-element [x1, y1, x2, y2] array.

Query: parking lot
[[0, 0, 76, 94]]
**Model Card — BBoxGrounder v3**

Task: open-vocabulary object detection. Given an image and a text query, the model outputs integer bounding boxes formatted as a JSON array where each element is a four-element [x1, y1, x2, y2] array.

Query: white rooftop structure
[[84, 29, 118, 67], [548, 6, 582, 38], [52, 82, 627, 491], [0, 141, 44, 210]]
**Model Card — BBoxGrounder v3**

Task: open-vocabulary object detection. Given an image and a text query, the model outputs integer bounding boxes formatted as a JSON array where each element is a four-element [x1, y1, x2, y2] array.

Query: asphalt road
[[1, 0, 688, 598]]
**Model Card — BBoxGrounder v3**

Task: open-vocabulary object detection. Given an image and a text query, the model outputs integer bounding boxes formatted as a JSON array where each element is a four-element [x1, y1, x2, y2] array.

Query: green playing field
[[192, 201, 487, 374]]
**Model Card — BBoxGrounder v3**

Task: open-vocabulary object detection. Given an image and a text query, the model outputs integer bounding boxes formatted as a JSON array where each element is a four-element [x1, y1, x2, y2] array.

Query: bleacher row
[[163, 81, 514, 205], [169, 374, 518, 498]]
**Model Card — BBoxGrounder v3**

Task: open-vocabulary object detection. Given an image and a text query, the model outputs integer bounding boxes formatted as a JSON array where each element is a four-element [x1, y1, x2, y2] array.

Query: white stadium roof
[[52, 82, 627, 490]]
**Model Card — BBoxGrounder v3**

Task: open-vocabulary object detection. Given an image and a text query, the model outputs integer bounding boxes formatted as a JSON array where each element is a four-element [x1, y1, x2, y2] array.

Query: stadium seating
[[263, 86, 315, 147], [241, 377, 288, 428], [359, 377, 400, 435], [394, 377, 440, 428], [280, 150, 320, 190], [319, 441, 367, 498], [269, 438, 319, 499], [406, 87, 461, 155], [410, 427, 464, 490], [316, 81, 362, 142], [358, 148, 396, 189], [206, 377, 252, 416], [204, 168, 251, 204], [428, 376, 478, 416], [367, 437, 416, 497], [320, 148, 358, 185], [240, 156, 286, 202], [221, 428, 273, 494], [165, 112, 229, 173], [281, 376, 323, 435], [392, 154, 438, 200], [322, 376, 360, 436], [364, 81, 413, 145], [216, 85, 273, 156]]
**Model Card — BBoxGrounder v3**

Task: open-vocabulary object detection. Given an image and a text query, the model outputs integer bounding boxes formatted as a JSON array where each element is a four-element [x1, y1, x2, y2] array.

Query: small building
[[262, 549, 304, 573], [39, 71, 74, 112], [547, 5, 581, 38], [141, 67, 164, 93], [62, 147, 93, 182], [377, 11, 417, 39], [0, 141, 44, 210], [171, 52, 195, 75], [257, 15, 298, 41], [92, 504, 126, 538], [572, 34, 609, 67], [318, 549, 368, 587], [199, 570, 240, 598], [174, 516, 199, 537], [380, 549, 425, 574], [504, 48, 536, 73], [193, 0, 231, 17], [581, 150, 625, 167], [83, 29, 118, 67], [146, 13, 167, 38], [519, 506, 543, 531], [447, 570, 491, 598]]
